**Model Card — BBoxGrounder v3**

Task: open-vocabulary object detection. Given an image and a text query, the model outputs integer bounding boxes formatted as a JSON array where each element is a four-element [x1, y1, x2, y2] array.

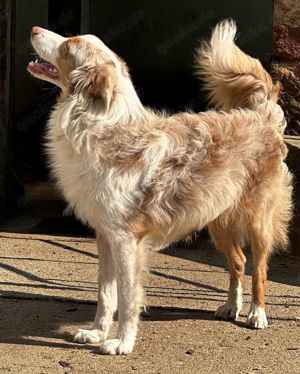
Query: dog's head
[[28, 27, 129, 109]]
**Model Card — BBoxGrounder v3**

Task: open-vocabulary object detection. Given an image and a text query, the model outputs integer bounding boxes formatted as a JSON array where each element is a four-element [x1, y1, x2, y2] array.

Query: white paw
[[246, 304, 268, 329], [215, 302, 242, 320], [74, 329, 103, 344], [99, 338, 134, 355]]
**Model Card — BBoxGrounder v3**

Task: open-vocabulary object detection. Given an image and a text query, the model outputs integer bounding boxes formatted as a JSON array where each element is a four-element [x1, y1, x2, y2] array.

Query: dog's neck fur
[[55, 74, 151, 152]]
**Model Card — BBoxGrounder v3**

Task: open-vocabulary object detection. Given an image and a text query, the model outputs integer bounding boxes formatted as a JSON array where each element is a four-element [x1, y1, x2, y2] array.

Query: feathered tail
[[195, 19, 281, 110]]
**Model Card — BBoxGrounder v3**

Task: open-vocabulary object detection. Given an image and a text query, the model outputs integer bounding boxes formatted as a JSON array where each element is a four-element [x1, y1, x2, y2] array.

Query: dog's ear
[[70, 62, 117, 110], [269, 80, 282, 102]]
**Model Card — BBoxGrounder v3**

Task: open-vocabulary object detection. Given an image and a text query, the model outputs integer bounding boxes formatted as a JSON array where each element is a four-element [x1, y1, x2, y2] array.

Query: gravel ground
[[0, 231, 299, 374]]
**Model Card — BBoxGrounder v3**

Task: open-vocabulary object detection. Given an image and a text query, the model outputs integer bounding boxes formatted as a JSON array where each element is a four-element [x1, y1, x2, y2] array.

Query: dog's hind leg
[[245, 198, 280, 329], [246, 209, 272, 329], [99, 235, 143, 355], [75, 233, 117, 343], [246, 166, 292, 329], [209, 217, 246, 321]]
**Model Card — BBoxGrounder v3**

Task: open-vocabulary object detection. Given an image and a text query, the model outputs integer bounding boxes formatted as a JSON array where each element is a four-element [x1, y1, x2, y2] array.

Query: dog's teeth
[[29, 61, 34, 66], [49, 67, 58, 73], [35, 59, 39, 63]]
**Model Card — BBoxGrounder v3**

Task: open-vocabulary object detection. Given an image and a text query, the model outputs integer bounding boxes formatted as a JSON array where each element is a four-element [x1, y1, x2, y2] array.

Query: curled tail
[[195, 19, 281, 110]]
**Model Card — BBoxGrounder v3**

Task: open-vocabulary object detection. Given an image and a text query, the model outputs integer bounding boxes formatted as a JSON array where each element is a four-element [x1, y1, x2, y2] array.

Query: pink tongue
[[28, 62, 59, 78]]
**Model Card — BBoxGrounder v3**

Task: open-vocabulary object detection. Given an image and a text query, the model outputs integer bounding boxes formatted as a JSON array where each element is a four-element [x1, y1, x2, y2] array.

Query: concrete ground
[[0, 226, 299, 374]]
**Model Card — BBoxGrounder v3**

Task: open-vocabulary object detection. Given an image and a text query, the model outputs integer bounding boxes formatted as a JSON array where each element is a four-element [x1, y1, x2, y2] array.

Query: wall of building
[[0, 0, 9, 220], [88, 0, 273, 111], [272, 0, 300, 135], [0, 0, 6, 126]]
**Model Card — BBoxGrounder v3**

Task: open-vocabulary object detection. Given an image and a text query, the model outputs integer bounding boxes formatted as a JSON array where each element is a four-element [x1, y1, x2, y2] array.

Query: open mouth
[[27, 58, 59, 79]]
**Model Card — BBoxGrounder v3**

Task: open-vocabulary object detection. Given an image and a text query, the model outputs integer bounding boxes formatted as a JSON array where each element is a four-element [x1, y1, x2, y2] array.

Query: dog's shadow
[[0, 290, 230, 351], [0, 221, 298, 351], [161, 232, 300, 288], [140, 305, 244, 329]]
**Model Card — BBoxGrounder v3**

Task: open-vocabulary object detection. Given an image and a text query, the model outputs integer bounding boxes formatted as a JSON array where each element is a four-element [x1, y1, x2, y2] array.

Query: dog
[[28, 20, 292, 354]]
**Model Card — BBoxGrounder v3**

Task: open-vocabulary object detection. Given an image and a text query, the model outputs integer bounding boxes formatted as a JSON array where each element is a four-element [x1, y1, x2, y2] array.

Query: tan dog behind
[[27, 20, 292, 354], [195, 20, 292, 324]]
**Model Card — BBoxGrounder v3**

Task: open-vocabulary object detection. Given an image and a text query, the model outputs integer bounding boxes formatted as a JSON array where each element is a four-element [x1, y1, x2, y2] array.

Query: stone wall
[[272, 0, 300, 135]]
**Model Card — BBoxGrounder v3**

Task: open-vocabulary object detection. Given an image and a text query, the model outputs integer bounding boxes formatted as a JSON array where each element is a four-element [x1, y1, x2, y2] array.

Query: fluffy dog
[[28, 20, 292, 354]]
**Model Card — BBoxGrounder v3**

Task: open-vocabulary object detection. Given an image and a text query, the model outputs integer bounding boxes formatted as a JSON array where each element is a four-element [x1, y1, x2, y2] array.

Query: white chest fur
[[46, 101, 142, 232]]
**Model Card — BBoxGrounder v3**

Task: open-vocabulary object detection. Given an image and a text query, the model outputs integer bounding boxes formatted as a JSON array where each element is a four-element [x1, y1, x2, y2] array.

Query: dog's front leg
[[99, 236, 142, 355], [74, 233, 117, 344]]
